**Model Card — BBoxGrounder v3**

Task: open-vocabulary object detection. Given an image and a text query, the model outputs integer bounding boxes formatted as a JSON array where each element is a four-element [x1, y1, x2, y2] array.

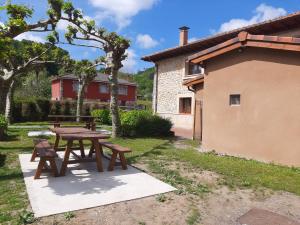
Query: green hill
[[133, 67, 155, 100]]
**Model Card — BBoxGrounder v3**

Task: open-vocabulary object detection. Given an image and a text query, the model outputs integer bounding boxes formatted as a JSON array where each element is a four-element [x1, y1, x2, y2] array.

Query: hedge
[[0, 114, 8, 140], [120, 110, 173, 137], [11, 99, 108, 122]]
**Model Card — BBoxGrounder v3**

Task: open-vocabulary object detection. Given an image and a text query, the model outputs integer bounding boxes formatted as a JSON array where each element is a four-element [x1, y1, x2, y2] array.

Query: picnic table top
[[50, 127, 109, 140], [48, 115, 95, 118]]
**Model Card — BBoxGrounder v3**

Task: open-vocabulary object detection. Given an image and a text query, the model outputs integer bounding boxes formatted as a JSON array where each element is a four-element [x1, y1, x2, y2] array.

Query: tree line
[[0, 0, 131, 137]]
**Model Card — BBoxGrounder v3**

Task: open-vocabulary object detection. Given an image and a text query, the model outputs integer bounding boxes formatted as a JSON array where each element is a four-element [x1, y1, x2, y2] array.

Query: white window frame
[[118, 85, 128, 95], [72, 81, 79, 92], [99, 84, 109, 94]]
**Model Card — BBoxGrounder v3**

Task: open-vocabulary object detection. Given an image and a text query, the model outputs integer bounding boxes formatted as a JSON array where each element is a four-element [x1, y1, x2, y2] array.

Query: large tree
[[66, 59, 100, 122], [0, 0, 64, 115], [49, 2, 131, 137]]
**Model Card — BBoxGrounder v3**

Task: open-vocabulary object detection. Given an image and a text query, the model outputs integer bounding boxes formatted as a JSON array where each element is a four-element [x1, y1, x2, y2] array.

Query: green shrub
[[50, 101, 62, 115], [0, 114, 8, 140], [121, 110, 172, 137], [62, 101, 72, 116], [91, 109, 111, 125], [21, 101, 39, 121]]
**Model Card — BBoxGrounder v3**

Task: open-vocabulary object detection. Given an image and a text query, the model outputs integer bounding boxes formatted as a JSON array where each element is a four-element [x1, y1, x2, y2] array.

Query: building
[[142, 12, 300, 166], [51, 73, 137, 106]]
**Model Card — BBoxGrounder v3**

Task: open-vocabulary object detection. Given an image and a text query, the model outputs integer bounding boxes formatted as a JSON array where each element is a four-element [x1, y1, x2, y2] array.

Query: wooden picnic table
[[48, 115, 96, 130], [50, 127, 109, 176]]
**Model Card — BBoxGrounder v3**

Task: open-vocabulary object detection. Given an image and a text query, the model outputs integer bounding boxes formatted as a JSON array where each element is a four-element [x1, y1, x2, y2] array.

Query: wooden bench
[[89, 141, 132, 171], [33, 140, 59, 179], [31, 139, 48, 161]]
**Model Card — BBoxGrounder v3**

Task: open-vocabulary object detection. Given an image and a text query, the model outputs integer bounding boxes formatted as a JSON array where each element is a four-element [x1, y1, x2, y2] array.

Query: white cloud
[[89, 0, 158, 29], [56, 19, 71, 31], [188, 37, 198, 42], [121, 49, 137, 73], [216, 4, 287, 33], [136, 34, 158, 49], [14, 32, 45, 43]]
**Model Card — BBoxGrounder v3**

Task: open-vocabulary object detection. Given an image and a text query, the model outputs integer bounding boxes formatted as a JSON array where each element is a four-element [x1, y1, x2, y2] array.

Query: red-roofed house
[[51, 73, 137, 106]]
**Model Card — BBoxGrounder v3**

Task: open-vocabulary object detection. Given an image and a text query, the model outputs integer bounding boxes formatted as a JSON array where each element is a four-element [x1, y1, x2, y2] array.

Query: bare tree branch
[[59, 41, 102, 49]]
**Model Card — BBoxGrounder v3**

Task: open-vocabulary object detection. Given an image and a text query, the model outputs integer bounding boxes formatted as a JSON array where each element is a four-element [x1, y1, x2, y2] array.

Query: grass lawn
[[1, 128, 300, 224]]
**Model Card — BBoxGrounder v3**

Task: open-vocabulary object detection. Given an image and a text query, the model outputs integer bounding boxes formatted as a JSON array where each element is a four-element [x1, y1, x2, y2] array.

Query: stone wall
[[155, 54, 195, 129]]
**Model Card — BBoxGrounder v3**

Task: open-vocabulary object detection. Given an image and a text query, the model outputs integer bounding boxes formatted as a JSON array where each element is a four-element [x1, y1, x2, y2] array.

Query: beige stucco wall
[[155, 54, 195, 129], [201, 47, 300, 166]]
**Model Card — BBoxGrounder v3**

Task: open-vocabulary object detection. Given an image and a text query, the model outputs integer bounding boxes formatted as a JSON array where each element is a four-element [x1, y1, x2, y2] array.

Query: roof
[[142, 11, 300, 62], [184, 31, 300, 87], [52, 73, 136, 86], [189, 31, 300, 64]]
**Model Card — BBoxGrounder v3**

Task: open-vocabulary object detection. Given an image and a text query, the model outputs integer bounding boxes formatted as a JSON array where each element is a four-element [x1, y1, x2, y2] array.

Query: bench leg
[[108, 152, 118, 171], [119, 153, 128, 170], [79, 140, 85, 158], [60, 140, 73, 176], [30, 147, 38, 162], [54, 134, 60, 151], [34, 158, 46, 179], [49, 158, 59, 177], [93, 139, 104, 172]]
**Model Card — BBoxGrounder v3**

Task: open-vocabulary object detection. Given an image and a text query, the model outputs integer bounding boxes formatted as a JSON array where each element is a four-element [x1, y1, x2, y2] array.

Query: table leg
[[54, 134, 60, 151], [79, 140, 85, 158], [88, 142, 94, 158], [93, 139, 103, 172], [60, 139, 73, 176]]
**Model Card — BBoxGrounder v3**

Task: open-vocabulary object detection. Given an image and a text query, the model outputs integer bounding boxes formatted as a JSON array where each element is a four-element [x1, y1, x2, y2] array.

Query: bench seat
[[89, 141, 132, 171], [32, 139, 58, 179]]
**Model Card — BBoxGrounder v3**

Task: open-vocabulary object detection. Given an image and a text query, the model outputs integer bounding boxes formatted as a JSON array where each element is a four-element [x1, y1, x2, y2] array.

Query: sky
[[1, 0, 300, 73]]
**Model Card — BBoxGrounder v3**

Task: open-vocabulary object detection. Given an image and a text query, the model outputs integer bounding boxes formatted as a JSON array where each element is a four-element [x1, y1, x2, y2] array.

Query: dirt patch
[[33, 160, 300, 225], [198, 187, 300, 225], [34, 193, 190, 225]]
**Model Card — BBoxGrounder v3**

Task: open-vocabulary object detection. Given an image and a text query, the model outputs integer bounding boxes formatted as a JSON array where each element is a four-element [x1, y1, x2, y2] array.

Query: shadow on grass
[[128, 140, 172, 164], [0, 154, 6, 167], [0, 134, 19, 142], [0, 172, 23, 181]]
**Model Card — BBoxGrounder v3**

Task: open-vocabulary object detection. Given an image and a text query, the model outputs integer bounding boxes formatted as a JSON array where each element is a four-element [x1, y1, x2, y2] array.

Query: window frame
[[229, 94, 241, 106], [179, 97, 192, 114], [72, 81, 79, 92], [99, 83, 109, 94], [118, 85, 128, 96]]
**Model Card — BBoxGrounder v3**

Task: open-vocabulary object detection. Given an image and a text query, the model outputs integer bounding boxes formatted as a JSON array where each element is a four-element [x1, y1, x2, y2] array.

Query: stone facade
[[154, 54, 195, 132]]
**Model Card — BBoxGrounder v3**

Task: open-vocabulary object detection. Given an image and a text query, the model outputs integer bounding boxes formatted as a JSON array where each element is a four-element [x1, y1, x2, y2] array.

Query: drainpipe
[[153, 63, 159, 114]]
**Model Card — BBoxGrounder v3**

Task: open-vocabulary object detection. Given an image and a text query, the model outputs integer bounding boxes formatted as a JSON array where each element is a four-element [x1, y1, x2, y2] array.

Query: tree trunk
[[110, 68, 121, 138], [76, 83, 85, 122], [5, 80, 15, 124], [0, 79, 10, 115]]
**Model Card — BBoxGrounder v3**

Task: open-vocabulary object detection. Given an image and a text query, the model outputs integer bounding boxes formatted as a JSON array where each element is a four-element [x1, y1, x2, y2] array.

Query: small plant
[[156, 194, 167, 202], [138, 221, 146, 225], [186, 208, 201, 225], [18, 211, 35, 224], [64, 211, 75, 221]]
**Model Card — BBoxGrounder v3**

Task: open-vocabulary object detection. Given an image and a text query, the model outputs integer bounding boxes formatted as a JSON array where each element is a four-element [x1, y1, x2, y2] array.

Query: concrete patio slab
[[19, 151, 176, 218]]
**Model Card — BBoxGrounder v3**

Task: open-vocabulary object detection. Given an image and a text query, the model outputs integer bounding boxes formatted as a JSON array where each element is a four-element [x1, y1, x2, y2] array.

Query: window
[[229, 94, 240, 106], [118, 86, 128, 95], [179, 97, 192, 114], [72, 81, 79, 92], [189, 63, 203, 75], [99, 84, 109, 93]]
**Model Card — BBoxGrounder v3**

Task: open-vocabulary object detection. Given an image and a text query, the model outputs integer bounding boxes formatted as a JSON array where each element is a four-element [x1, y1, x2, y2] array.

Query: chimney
[[179, 26, 190, 46]]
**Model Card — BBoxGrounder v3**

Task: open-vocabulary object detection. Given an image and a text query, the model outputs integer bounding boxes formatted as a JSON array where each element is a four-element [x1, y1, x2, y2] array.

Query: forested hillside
[[133, 67, 155, 100]]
